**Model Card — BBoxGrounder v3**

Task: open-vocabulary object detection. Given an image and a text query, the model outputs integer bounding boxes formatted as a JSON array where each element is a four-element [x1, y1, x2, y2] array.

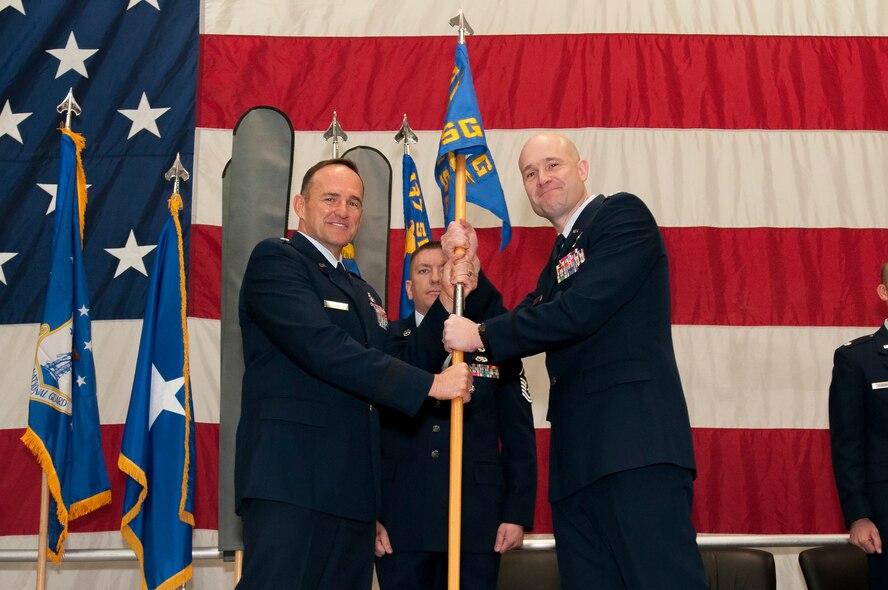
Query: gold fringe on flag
[[59, 128, 88, 245], [168, 192, 195, 527]]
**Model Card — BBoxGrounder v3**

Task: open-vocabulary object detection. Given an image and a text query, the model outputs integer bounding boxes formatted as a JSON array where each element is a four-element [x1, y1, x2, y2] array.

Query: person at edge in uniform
[[829, 260, 888, 588], [374, 240, 537, 590], [441, 133, 707, 589], [234, 158, 478, 590]]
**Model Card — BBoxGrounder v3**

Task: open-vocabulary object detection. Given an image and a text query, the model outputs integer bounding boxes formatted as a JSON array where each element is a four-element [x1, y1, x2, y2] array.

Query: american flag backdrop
[[2, 1, 888, 588]]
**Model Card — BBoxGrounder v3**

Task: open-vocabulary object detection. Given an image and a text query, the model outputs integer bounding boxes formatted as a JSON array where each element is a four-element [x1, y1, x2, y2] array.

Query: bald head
[[518, 133, 589, 233], [518, 133, 582, 169]]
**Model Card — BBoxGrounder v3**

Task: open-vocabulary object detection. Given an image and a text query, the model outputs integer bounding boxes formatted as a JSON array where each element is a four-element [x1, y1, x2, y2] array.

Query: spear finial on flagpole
[[449, 9, 474, 44], [394, 114, 418, 156], [56, 88, 81, 130], [323, 111, 348, 158], [164, 153, 190, 195]]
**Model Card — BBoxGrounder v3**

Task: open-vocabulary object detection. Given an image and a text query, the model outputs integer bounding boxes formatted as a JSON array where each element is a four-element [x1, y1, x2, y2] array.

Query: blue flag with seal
[[119, 192, 196, 590], [400, 153, 433, 319], [21, 128, 112, 562], [435, 42, 511, 250]]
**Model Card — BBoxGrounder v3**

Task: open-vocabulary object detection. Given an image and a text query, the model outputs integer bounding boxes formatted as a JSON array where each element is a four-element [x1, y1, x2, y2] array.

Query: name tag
[[872, 381, 888, 390], [324, 300, 349, 311]]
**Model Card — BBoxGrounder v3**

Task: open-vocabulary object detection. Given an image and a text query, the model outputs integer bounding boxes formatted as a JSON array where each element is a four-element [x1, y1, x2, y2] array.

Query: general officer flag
[[434, 42, 511, 250], [119, 193, 196, 590], [400, 153, 432, 319], [20, 128, 112, 562]]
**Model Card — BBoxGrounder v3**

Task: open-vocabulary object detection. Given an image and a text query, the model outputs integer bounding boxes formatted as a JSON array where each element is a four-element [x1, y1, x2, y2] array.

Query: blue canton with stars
[[0, 0, 197, 324]]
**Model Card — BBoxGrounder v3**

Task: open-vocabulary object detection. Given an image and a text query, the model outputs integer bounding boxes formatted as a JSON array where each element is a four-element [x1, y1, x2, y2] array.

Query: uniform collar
[[297, 231, 342, 269], [560, 195, 594, 238]]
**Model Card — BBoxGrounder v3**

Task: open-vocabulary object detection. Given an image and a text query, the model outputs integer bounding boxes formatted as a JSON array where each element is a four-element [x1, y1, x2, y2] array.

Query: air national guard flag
[[20, 129, 112, 562], [119, 193, 196, 590], [400, 153, 432, 319], [435, 42, 511, 250]]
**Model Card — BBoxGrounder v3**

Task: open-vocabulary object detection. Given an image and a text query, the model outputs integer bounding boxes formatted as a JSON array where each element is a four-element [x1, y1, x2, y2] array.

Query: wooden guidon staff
[[448, 154, 468, 590], [447, 11, 475, 589]]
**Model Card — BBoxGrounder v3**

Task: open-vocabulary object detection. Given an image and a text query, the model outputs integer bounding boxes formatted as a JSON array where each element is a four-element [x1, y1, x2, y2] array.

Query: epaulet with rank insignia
[[840, 333, 874, 348]]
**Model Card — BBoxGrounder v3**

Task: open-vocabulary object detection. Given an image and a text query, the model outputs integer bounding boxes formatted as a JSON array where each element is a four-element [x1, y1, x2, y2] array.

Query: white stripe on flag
[[202, 0, 888, 37], [194, 127, 888, 229], [0, 321, 863, 430]]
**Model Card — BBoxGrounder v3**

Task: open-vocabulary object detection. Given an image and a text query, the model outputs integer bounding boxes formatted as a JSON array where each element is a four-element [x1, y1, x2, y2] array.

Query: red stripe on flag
[[385, 226, 888, 326], [199, 34, 888, 131], [0, 425, 842, 536], [191, 224, 887, 326], [664, 227, 888, 327], [691, 427, 844, 534], [0, 424, 219, 536], [532, 428, 843, 535], [189, 223, 221, 320]]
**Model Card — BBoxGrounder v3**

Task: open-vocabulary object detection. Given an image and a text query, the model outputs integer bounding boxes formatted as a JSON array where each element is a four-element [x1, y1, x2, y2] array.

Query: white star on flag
[[78, 305, 89, 316], [0, 252, 17, 285], [38, 182, 92, 215], [149, 364, 185, 429], [0, 100, 32, 144], [127, 0, 160, 10], [105, 229, 156, 277], [84, 340, 92, 351], [0, 0, 25, 15], [76, 376, 87, 387], [117, 92, 170, 139], [37, 184, 57, 215], [45, 32, 98, 79]]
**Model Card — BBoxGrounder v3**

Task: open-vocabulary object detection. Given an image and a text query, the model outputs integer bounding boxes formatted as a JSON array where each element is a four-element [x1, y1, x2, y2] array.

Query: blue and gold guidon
[[435, 43, 511, 250], [400, 152, 432, 318]]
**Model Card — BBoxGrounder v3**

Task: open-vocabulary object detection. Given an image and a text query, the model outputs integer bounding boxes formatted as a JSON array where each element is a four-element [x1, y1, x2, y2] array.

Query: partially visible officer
[[829, 260, 888, 587], [234, 159, 475, 590], [375, 241, 537, 590]]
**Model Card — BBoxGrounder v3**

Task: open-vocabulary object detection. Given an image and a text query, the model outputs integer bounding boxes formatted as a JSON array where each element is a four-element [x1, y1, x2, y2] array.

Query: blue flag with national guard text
[[21, 128, 112, 562], [119, 193, 196, 590], [400, 153, 433, 319], [435, 42, 511, 250]]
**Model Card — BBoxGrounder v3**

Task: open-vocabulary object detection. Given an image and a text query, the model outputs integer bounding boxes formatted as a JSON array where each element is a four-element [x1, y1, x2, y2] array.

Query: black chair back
[[496, 547, 560, 590], [799, 544, 869, 590], [701, 547, 777, 590]]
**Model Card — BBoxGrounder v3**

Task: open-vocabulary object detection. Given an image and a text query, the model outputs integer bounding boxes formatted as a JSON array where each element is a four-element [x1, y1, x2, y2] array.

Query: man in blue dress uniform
[[375, 241, 537, 590], [442, 133, 707, 589], [235, 159, 475, 589]]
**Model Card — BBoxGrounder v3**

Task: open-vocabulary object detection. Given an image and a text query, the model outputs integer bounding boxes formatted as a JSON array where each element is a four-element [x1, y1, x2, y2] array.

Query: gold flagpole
[[448, 155, 468, 590], [447, 11, 474, 589], [34, 88, 84, 590]]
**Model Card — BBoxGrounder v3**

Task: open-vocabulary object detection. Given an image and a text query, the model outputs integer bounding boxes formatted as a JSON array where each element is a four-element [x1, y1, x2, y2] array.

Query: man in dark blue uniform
[[234, 159, 475, 590], [442, 133, 706, 589], [829, 261, 888, 587], [374, 241, 537, 590]]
